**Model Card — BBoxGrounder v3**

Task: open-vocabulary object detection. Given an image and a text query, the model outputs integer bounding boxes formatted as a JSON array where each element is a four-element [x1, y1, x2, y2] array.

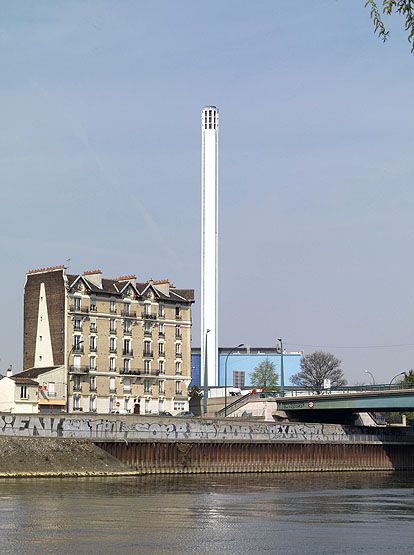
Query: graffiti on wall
[[0, 414, 410, 443]]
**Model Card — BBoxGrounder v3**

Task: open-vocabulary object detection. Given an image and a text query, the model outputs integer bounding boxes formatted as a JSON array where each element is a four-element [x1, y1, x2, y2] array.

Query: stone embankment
[[0, 437, 133, 478]]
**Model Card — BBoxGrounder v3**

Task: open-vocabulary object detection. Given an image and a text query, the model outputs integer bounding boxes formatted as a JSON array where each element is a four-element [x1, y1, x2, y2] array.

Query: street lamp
[[364, 370, 376, 385], [390, 372, 406, 385], [203, 329, 210, 415], [66, 339, 84, 413], [224, 343, 244, 417], [278, 338, 285, 397]]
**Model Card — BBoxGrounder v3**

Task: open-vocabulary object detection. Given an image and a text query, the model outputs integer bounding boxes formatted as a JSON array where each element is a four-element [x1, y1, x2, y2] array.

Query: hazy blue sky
[[1, 1, 413, 383]]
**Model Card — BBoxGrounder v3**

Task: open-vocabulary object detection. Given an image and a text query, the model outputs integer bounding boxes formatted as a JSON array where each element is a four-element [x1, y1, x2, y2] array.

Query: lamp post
[[224, 343, 244, 417], [364, 370, 376, 386], [390, 372, 406, 385], [278, 338, 285, 397], [203, 329, 210, 415], [66, 339, 84, 413]]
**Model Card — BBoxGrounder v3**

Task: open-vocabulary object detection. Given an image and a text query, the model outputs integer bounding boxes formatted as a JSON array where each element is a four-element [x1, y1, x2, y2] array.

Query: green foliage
[[365, 1, 414, 51], [250, 358, 279, 390], [401, 369, 414, 385], [188, 385, 203, 399]]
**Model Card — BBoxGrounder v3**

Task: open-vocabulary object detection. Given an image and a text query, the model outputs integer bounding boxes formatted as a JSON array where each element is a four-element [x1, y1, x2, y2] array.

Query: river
[[0, 472, 413, 554]]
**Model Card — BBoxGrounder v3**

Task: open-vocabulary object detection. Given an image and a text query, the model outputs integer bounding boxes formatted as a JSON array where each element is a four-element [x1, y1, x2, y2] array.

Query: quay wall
[[0, 414, 413, 476]]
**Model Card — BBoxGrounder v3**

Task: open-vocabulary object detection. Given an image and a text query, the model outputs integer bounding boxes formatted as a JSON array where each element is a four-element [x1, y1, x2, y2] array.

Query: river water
[[0, 472, 413, 554]]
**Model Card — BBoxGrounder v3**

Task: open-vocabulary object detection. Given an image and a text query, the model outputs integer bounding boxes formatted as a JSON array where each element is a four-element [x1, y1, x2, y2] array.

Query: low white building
[[0, 373, 38, 413]]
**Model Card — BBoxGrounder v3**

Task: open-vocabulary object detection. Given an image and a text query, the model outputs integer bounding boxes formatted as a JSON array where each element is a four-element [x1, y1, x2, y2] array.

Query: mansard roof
[[67, 273, 194, 303]]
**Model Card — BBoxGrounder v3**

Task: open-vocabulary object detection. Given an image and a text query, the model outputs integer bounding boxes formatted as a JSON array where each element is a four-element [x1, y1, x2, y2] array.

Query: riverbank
[[0, 437, 133, 477]]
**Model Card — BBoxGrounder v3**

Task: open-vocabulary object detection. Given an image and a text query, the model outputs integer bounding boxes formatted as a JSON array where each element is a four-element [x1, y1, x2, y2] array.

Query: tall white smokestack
[[201, 106, 219, 388]]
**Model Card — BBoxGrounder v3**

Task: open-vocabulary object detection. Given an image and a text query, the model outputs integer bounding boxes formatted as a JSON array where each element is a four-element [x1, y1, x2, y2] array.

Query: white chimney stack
[[201, 106, 219, 387]]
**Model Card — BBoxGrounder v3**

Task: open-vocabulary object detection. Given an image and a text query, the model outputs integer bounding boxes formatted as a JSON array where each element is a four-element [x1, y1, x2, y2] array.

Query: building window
[[90, 297, 97, 312], [110, 300, 117, 314], [159, 304, 165, 318], [123, 302, 130, 316], [73, 355, 81, 369], [109, 319, 116, 334], [20, 385, 28, 399], [144, 303, 151, 316], [123, 377, 131, 393], [144, 360, 150, 374], [90, 336, 97, 352], [159, 360, 165, 374], [144, 341, 151, 356], [175, 361, 181, 375], [175, 325, 181, 338], [145, 399, 150, 414], [175, 343, 181, 355], [47, 382, 55, 396], [90, 376, 97, 392], [159, 380, 165, 395], [233, 371, 245, 389], [144, 379, 151, 394], [74, 297, 81, 310], [159, 323, 165, 336], [124, 319, 132, 334], [109, 397, 115, 412], [73, 375, 81, 391], [158, 342, 164, 356], [73, 395, 80, 410], [124, 398, 129, 412], [109, 377, 116, 393], [89, 396, 97, 412], [109, 337, 116, 353], [175, 306, 181, 320], [90, 319, 97, 333], [159, 399, 164, 413], [89, 356, 96, 371], [73, 318, 82, 331], [73, 335, 83, 352], [144, 321, 151, 336], [175, 381, 181, 395], [174, 401, 185, 411], [123, 338, 132, 356], [109, 357, 116, 372], [123, 358, 131, 372]]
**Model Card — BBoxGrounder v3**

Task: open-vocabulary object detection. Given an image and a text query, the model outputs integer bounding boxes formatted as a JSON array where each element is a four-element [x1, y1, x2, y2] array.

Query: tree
[[365, 1, 414, 51], [399, 370, 414, 386], [188, 385, 203, 399], [250, 358, 279, 390], [291, 351, 346, 391]]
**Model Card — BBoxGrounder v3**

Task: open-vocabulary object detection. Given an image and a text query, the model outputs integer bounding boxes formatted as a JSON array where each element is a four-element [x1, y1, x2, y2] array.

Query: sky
[[0, 1, 413, 384]]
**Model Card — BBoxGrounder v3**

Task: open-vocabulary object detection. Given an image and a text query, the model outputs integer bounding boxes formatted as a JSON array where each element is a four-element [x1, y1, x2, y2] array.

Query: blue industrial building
[[191, 347, 302, 389]]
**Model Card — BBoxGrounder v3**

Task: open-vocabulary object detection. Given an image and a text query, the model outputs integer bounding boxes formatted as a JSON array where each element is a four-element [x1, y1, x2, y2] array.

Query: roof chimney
[[153, 279, 170, 296], [83, 270, 102, 289], [6, 365, 12, 378], [116, 274, 136, 287]]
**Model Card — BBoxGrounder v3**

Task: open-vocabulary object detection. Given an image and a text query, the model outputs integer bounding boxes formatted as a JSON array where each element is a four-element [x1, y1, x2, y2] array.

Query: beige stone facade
[[23, 267, 194, 415]]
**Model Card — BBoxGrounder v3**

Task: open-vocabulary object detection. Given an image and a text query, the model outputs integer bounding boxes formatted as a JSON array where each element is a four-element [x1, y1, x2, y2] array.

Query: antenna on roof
[[66, 258, 71, 273]]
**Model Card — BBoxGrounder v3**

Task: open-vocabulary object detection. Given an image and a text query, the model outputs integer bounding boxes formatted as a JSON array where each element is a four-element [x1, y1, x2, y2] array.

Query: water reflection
[[0, 473, 413, 554]]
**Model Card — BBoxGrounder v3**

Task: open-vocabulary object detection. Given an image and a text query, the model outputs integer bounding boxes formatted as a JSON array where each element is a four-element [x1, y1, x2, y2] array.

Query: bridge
[[216, 384, 414, 422]]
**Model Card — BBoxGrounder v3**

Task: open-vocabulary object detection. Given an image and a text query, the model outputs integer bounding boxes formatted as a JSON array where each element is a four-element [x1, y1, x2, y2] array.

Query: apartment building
[[23, 265, 194, 414]]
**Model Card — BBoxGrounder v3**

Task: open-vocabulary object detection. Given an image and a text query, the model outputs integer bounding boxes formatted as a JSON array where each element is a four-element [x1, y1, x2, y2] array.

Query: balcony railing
[[109, 347, 117, 354], [109, 328, 117, 335], [109, 388, 117, 394], [90, 326, 97, 333], [73, 384, 82, 391], [175, 390, 183, 396], [121, 310, 137, 318], [175, 314, 182, 320], [90, 305, 97, 312], [90, 385, 97, 392], [143, 350, 154, 358], [142, 313, 156, 320], [175, 333, 182, 339], [120, 368, 141, 376], [156, 369, 165, 375], [73, 325, 82, 331], [144, 389, 152, 395], [69, 305, 89, 314], [72, 346, 84, 354], [69, 365, 89, 374], [123, 349, 133, 356], [123, 329, 132, 336], [90, 346, 97, 353], [175, 352, 182, 358], [110, 307, 117, 314], [158, 331, 165, 338], [144, 330, 152, 337], [158, 313, 165, 319]]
